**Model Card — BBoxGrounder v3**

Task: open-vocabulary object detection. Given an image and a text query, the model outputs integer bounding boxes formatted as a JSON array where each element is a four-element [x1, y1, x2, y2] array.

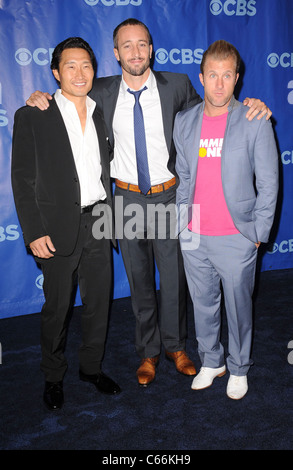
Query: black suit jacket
[[11, 96, 113, 256], [89, 71, 201, 180]]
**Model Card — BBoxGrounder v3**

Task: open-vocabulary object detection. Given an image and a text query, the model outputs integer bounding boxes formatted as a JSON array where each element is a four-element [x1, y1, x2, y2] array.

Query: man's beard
[[120, 57, 150, 77]]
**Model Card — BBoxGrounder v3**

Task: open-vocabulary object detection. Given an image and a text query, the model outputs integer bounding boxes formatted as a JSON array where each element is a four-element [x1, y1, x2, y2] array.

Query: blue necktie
[[128, 87, 151, 195]]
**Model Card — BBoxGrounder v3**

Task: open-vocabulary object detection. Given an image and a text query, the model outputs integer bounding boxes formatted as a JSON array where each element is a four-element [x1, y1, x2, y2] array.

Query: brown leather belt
[[115, 177, 176, 195]]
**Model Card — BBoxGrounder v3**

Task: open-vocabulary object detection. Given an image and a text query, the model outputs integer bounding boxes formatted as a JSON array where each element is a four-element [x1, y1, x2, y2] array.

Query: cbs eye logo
[[15, 48, 32, 66], [35, 274, 44, 290]]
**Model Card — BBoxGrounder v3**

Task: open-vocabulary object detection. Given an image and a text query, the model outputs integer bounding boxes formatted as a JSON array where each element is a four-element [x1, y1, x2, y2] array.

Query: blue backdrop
[[1, 0, 292, 319]]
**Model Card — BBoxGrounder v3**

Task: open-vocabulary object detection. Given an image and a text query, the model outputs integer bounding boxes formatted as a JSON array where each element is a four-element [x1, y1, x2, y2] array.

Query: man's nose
[[216, 77, 224, 88], [75, 67, 85, 77], [132, 44, 140, 56]]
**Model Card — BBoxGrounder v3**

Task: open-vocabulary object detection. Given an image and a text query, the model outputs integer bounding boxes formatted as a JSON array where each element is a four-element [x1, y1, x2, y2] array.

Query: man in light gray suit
[[174, 40, 278, 400]]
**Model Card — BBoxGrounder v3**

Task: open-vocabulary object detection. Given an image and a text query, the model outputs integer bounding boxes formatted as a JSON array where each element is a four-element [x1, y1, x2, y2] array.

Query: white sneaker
[[191, 366, 226, 390], [226, 375, 248, 400]]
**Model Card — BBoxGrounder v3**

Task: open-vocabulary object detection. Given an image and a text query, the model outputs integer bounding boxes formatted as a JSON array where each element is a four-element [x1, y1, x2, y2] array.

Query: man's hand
[[26, 91, 52, 110], [243, 98, 272, 121], [29, 235, 56, 258]]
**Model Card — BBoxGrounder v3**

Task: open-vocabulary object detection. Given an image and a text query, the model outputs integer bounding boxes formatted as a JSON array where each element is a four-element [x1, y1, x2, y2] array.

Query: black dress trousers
[[37, 207, 112, 383]]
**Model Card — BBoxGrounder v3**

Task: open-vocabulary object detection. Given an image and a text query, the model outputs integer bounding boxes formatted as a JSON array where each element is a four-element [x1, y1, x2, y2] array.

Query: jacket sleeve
[[253, 117, 279, 242], [174, 112, 191, 233], [11, 108, 47, 246]]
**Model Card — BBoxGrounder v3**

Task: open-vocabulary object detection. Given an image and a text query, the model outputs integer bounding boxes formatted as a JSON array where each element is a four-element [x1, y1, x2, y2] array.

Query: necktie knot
[[127, 86, 147, 101]]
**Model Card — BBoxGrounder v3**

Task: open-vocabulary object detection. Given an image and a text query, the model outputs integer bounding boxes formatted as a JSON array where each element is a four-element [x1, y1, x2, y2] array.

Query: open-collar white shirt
[[111, 71, 173, 186], [55, 88, 106, 207]]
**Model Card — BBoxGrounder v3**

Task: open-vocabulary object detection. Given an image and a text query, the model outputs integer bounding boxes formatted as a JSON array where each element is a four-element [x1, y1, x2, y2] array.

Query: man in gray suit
[[174, 40, 278, 400]]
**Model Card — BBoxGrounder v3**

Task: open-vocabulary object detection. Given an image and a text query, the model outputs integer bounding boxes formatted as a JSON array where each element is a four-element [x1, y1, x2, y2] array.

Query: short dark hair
[[113, 18, 152, 49], [200, 40, 241, 75], [50, 37, 97, 74]]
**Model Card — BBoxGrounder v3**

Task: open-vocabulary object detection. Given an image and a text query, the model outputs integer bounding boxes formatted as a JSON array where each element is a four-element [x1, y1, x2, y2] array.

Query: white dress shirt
[[111, 71, 173, 186], [54, 89, 106, 207]]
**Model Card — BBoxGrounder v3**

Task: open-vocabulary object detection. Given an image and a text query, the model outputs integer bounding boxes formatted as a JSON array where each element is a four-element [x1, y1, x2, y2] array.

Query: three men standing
[[19, 20, 272, 400]]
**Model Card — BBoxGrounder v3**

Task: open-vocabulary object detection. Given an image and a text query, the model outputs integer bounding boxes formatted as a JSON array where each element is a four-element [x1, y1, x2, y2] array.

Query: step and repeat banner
[[0, 0, 292, 318]]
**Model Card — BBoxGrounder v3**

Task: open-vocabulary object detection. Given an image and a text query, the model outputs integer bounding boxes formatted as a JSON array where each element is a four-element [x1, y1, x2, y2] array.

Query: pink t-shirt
[[188, 112, 239, 235]]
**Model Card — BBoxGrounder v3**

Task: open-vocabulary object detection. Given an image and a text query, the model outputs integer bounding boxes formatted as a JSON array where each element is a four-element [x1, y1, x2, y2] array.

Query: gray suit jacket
[[174, 96, 279, 243]]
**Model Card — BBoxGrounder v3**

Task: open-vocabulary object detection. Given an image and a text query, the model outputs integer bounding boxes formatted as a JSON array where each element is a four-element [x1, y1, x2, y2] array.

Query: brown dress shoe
[[165, 350, 196, 376], [136, 357, 159, 386]]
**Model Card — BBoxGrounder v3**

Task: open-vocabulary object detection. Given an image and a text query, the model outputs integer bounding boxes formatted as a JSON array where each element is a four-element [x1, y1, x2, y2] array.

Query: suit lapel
[[153, 71, 174, 153], [184, 105, 204, 204], [48, 96, 79, 176], [190, 114, 202, 183], [102, 77, 121, 147], [92, 110, 109, 176]]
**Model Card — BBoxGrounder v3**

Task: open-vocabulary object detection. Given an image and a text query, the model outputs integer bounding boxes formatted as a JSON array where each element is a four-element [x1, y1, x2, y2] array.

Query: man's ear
[[113, 48, 120, 62], [52, 69, 60, 82], [149, 44, 153, 59], [199, 73, 204, 87]]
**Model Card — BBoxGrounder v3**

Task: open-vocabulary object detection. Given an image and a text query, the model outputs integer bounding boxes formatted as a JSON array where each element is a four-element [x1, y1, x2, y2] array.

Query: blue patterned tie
[[128, 86, 151, 195]]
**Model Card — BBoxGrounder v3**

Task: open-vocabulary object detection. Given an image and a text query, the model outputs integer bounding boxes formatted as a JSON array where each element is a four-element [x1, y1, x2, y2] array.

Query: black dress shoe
[[79, 370, 121, 395], [43, 381, 64, 410]]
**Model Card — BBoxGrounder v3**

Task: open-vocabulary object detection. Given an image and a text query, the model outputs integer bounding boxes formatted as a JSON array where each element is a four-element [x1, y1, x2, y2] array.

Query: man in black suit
[[26, 19, 271, 387], [12, 37, 120, 410]]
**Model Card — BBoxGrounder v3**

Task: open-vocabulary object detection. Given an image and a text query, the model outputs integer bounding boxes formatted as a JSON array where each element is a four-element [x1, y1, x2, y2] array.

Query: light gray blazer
[[174, 96, 279, 243]]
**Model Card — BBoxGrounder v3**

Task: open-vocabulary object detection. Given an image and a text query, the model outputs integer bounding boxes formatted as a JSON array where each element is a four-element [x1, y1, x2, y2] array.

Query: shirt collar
[[54, 88, 96, 116], [200, 94, 237, 114], [120, 69, 156, 97]]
